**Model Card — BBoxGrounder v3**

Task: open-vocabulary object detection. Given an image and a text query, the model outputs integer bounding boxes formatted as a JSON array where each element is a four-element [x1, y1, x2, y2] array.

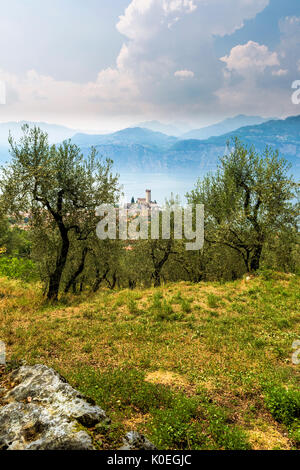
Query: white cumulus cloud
[[220, 41, 279, 74]]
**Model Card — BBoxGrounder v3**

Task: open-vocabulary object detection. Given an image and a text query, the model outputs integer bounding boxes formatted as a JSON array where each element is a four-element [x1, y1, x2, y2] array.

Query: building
[[136, 189, 155, 207]]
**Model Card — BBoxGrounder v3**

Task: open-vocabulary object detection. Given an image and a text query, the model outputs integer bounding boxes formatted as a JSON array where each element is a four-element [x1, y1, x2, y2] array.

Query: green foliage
[[187, 138, 298, 273], [127, 298, 140, 315], [180, 298, 192, 314], [265, 386, 300, 427], [0, 257, 37, 281], [1, 125, 119, 300], [206, 406, 250, 450], [68, 367, 250, 450], [0, 129, 299, 295], [70, 368, 174, 414], [149, 396, 206, 449]]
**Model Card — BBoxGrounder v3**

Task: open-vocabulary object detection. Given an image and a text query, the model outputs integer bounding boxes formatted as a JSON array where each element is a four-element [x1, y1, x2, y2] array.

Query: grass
[[0, 272, 299, 450]]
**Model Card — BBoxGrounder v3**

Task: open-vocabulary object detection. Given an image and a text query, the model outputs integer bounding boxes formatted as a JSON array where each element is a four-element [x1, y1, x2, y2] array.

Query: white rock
[[0, 364, 107, 450]]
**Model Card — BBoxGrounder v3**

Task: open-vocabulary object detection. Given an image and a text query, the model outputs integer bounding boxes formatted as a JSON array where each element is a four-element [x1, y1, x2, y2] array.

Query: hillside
[[1, 273, 299, 450]]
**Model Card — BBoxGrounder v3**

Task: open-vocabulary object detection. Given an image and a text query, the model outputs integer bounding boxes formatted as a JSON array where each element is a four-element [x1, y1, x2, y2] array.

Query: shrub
[[0, 257, 37, 282], [265, 386, 300, 427]]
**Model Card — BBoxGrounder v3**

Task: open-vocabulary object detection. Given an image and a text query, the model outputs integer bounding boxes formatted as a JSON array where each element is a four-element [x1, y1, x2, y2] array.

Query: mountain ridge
[[181, 114, 272, 140], [0, 115, 299, 179], [0, 120, 77, 145]]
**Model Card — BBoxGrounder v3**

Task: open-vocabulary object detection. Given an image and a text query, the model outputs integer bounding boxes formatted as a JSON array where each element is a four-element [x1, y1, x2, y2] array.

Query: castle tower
[[146, 189, 151, 205]]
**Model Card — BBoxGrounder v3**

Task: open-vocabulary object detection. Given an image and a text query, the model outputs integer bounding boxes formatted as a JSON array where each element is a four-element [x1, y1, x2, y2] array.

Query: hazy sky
[[0, 0, 300, 131]]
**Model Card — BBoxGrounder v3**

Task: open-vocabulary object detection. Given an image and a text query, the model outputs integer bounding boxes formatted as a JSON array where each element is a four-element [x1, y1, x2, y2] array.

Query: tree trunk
[[129, 279, 136, 290], [151, 240, 172, 288], [64, 247, 88, 294], [93, 265, 109, 293], [153, 271, 161, 287], [106, 271, 117, 290], [250, 244, 263, 272], [47, 229, 69, 301]]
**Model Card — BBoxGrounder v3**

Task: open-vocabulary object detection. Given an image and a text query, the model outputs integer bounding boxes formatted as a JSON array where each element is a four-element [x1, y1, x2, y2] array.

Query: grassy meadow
[[0, 271, 299, 450]]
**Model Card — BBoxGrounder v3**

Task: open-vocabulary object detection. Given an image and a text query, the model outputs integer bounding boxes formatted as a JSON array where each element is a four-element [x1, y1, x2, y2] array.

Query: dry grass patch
[[145, 370, 192, 391], [247, 421, 291, 450]]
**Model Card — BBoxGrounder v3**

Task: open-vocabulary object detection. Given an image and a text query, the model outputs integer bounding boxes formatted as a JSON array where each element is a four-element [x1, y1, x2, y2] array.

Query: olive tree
[[1, 125, 119, 299], [187, 139, 298, 273]]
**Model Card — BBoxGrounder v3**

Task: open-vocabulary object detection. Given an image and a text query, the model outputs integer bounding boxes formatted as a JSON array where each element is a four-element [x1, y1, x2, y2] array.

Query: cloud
[[220, 41, 279, 75], [216, 41, 299, 117], [117, 0, 198, 39], [215, 13, 300, 118], [1, 0, 275, 126], [174, 70, 195, 79], [110, 0, 271, 115]]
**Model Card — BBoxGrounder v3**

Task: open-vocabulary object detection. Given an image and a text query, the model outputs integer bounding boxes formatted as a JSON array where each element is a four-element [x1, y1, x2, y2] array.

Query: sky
[[0, 0, 300, 132]]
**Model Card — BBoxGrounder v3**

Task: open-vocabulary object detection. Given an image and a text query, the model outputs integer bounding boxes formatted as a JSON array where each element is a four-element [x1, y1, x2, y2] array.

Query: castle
[[137, 189, 152, 207], [124, 189, 160, 215]]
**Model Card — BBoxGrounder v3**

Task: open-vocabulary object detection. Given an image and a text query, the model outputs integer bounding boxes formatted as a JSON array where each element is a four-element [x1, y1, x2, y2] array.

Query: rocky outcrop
[[0, 364, 107, 450]]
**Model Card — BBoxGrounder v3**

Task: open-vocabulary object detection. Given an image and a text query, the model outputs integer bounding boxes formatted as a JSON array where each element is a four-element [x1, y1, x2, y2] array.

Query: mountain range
[[172, 115, 300, 175], [68, 115, 300, 178], [0, 115, 299, 184]]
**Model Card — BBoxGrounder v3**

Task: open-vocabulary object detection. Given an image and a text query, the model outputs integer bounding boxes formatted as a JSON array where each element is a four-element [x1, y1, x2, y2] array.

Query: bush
[[265, 386, 300, 427], [0, 257, 37, 281]]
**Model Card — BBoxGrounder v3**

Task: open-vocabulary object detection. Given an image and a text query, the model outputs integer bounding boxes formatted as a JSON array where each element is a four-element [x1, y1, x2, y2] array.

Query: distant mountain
[[136, 121, 190, 136], [71, 127, 178, 150], [172, 115, 300, 176], [182, 115, 271, 140], [75, 115, 300, 177], [0, 121, 76, 146], [0, 117, 299, 183]]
